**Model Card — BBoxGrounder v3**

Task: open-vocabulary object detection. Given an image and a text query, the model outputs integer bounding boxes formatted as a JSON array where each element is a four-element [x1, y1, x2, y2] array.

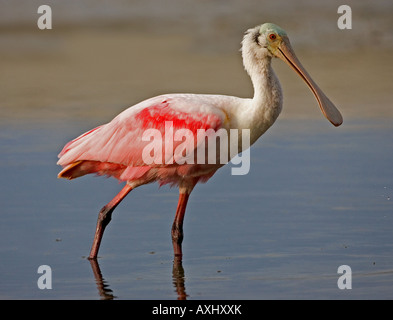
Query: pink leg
[[171, 192, 190, 259], [88, 184, 133, 259]]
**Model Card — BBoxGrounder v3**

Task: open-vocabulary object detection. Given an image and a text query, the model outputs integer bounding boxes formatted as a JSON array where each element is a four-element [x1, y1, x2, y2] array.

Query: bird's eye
[[269, 33, 277, 40]]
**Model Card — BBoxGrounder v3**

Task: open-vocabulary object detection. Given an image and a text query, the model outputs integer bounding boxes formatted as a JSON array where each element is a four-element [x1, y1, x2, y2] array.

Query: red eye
[[269, 33, 276, 40]]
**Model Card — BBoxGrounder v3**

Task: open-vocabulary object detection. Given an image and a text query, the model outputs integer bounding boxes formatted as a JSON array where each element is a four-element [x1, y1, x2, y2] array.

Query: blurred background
[[1, 0, 393, 123], [0, 0, 392, 300]]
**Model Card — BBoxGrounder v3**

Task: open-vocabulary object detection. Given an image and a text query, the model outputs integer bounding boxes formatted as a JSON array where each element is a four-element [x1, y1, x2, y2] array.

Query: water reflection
[[172, 256, 188, 300], [89, 259, 116, 300], [88, 257, 188, 300]]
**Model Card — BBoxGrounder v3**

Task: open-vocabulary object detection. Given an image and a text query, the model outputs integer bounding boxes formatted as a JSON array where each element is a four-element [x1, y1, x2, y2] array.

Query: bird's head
[[243, 23, 343, 127], [255, 23, 288, 57]]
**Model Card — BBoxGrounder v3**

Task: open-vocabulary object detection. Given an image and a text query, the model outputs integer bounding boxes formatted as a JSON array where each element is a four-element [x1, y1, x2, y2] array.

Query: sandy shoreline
[[1, 28, 392, 125]]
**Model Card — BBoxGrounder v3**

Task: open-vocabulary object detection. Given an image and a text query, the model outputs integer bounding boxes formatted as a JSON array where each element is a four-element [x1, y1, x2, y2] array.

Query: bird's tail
[[58, 160, 128, 180], [58, 161, 87, 180]]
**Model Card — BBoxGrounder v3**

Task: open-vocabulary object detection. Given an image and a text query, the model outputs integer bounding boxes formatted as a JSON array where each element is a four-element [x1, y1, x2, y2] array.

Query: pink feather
[[58, 95, 224, 186]]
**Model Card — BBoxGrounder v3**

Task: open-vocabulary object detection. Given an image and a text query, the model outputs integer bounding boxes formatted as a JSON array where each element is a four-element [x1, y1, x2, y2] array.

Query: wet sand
[[1, 29, 392, 124]]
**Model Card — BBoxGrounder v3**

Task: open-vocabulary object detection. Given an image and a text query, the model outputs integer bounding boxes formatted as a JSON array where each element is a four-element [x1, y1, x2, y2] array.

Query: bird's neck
[[250, 57, 271, 100], [245, 56, 283, 144]]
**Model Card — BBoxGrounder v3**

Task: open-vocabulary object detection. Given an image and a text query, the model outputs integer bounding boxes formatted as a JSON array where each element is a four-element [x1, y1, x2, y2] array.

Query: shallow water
[[1, 118, 393, 300], [1, 0, 393, 300]]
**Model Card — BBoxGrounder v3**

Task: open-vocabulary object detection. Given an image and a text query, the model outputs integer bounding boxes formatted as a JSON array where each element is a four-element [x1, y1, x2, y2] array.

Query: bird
[[57, 23, 343, 260]]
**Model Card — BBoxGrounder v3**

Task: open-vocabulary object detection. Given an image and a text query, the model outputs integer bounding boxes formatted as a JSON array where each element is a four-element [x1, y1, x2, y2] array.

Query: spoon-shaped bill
[[277, 38, 343, 127]]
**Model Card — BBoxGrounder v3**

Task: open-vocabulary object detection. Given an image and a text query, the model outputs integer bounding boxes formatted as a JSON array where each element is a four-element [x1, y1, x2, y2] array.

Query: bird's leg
[[88, 184, 133, 259], [171, 191, 190, 260]]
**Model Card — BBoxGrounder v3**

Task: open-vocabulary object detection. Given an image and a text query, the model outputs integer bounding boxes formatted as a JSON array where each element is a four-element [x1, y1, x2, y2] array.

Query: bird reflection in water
[[88, 256, 188, 300], [172, 256, 188, 300], [89, 259, 116, 300]]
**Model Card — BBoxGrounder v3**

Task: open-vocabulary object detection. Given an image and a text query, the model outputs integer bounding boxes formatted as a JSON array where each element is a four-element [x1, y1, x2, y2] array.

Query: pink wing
[[57, 95, 224, 183]]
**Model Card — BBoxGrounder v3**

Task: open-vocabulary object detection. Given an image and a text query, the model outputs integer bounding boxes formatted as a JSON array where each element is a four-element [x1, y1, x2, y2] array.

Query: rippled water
[[1, 0, 393, 300], [1, 118, 392, 299]]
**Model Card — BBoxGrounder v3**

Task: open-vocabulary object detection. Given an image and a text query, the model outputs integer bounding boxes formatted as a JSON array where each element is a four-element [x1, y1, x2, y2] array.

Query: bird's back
[[57, 93, 241, 186]]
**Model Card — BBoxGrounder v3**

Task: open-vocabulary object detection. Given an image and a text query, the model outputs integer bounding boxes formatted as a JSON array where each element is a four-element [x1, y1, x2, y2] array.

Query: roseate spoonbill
[[57, 23, 343, 260]]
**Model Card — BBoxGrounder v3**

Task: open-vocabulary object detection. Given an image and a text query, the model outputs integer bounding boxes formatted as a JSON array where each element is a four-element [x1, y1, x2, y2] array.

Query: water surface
[[1, 118, 392, 299]]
